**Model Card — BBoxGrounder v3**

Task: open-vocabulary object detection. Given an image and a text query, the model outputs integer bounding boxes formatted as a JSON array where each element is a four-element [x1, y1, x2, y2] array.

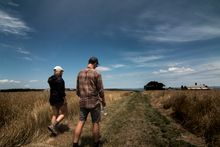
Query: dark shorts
[[49, 98, 64, 108], [53, 102, 65, 109], [79, 104, 101, 123]]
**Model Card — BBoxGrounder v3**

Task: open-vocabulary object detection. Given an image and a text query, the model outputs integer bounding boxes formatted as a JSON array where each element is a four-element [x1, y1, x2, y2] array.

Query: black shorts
[[49, 98, 64, 108], [79, 104, 101, 123], [52, 102, 64, 109]]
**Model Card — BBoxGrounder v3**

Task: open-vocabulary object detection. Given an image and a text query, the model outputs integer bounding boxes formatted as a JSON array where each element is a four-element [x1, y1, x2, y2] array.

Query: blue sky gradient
[[0, 0, 220, 89]]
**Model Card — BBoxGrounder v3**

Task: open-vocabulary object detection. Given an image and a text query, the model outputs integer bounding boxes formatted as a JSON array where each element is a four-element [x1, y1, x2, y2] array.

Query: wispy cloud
[[122, 22, 220, 43], [153, 66, 194, 74], [129, 55, 163, 63], [166, 67, 194, 73], [29, 80, 39, 83], [143, 24, 220, 42], [16, 48, 30, 55], [24, 84, 30, 88], [120, 5, 220, 43], [22, 57, 33, 61], [96, 64, 126, 72], [0, 43, 14, 48], [0, 79, 21, 84], [0, 10, 31, 36], [15, 48, 45, 62], [96, 66, 111, 72], [111, 64, 126, 68], [8, 1, 19, 7], [121, 50, 166, 68]]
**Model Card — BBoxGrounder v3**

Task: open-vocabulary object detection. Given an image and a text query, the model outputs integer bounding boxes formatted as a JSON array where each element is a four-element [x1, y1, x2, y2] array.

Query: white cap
[[53, 66, 64, 71]]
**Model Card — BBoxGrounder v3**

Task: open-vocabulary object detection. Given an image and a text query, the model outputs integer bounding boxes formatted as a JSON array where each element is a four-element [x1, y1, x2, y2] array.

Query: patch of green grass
[[102, 92, 196, 147]]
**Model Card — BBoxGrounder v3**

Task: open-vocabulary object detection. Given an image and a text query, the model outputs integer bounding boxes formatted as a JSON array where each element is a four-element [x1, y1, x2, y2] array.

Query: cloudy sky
[[0, 0, 220, 89]]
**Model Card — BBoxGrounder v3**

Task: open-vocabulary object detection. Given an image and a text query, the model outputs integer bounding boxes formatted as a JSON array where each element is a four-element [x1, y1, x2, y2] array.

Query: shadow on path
[[80, 135, 107, 147]]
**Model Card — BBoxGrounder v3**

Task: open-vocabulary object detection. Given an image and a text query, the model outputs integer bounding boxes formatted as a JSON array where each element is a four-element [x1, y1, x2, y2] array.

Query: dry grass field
[[0, 90, 130, 147], [1, 90, 219, 147], [148, 90, 220, 146]]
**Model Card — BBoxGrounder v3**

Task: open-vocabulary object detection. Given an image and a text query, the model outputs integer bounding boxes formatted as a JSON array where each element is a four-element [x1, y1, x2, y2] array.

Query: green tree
[[144, 81, 165, 90]]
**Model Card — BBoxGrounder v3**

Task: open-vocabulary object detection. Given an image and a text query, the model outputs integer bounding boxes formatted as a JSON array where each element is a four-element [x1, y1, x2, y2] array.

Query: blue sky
[[0, 0, 220, 89]]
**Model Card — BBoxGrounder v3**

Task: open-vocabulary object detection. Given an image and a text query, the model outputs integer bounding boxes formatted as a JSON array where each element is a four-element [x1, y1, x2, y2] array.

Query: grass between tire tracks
[[101, 92, 195, 147]]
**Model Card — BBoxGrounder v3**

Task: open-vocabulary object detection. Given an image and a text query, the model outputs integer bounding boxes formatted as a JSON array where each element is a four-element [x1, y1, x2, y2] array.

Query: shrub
[[144, 81, 165, 90]]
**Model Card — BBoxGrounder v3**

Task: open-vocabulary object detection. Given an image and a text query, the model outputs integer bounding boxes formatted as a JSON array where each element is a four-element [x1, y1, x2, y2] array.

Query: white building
[[187, 83, 210, 90]]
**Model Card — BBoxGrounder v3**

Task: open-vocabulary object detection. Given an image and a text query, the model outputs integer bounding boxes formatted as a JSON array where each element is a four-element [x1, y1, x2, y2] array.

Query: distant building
[[187, 83, 210, 90]]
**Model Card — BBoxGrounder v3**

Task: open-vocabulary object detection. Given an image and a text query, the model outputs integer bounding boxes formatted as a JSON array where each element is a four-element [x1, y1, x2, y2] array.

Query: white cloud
[[168, 67, 194, 73], [153, 66, 194, 74], [157, 69, 168, 74], [0, 79, 21, 84], [0, 10, 31, 36], [8, 2, 19, 7], [95, 64, 126, 72], [24, 84, 30, 88], [16, 48, 30, 55], [104, 75, 114, 79], [127, 55, 163, 63], [96, 66, 111, 72], [29, 80, 39, 83], [112, 64, 126, 68], [143, 24, 220, 42], [22, 57, 33, 61]]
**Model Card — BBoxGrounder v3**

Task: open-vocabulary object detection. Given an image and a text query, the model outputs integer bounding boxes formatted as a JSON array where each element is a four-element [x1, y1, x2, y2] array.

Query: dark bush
[[144, 81, 165, 90]]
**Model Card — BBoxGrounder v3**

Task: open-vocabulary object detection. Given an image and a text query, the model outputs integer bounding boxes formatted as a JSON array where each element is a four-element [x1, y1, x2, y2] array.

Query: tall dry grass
[[161, 90, 220, 146], [0, 92, 50, 146], [0, 90, 129, 147]]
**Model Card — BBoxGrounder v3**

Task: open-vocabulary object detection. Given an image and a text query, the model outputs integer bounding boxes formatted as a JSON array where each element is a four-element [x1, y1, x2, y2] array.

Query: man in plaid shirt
[[73, 57, 106, 147]]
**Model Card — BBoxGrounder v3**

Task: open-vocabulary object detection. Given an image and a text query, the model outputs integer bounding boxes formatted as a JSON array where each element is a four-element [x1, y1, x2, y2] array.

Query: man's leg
[[73, 107, 89, 146], [73, 121, 85, 144], [92, 122, 100, 143], [91, 105, 101, 146]]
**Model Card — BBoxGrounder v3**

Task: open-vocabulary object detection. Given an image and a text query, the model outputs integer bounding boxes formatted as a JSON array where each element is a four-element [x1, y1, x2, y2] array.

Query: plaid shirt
[[76, 67, 105, 108]]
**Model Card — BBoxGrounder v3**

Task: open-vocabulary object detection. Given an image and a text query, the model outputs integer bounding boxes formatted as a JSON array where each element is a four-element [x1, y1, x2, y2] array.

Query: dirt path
[[25, 92, 205, 147]]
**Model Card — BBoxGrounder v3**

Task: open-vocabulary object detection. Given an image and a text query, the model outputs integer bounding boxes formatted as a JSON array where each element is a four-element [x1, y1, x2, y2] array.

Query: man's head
[[88, 57, 99, 69], [53, 66, 64, 77]]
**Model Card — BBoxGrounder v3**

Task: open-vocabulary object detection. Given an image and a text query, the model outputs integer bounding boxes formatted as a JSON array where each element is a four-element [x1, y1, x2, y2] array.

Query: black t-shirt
[[48, 75, 66, 105]]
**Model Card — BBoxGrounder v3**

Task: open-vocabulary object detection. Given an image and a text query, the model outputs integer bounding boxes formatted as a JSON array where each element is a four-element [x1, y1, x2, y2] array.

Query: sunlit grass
[[0, 90, 129, 147], [147, 90, 220, 146]]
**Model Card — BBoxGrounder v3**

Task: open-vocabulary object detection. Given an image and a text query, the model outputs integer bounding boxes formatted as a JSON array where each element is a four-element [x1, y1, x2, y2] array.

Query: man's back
[[73, 57, 106, 147], [76, 68, 104, 108]]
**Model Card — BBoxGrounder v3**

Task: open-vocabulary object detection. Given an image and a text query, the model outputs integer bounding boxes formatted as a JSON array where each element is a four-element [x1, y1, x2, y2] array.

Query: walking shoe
[[93, 141, 100, 147], [73, 143, 79, 147], [48, 124, 58, 136]]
